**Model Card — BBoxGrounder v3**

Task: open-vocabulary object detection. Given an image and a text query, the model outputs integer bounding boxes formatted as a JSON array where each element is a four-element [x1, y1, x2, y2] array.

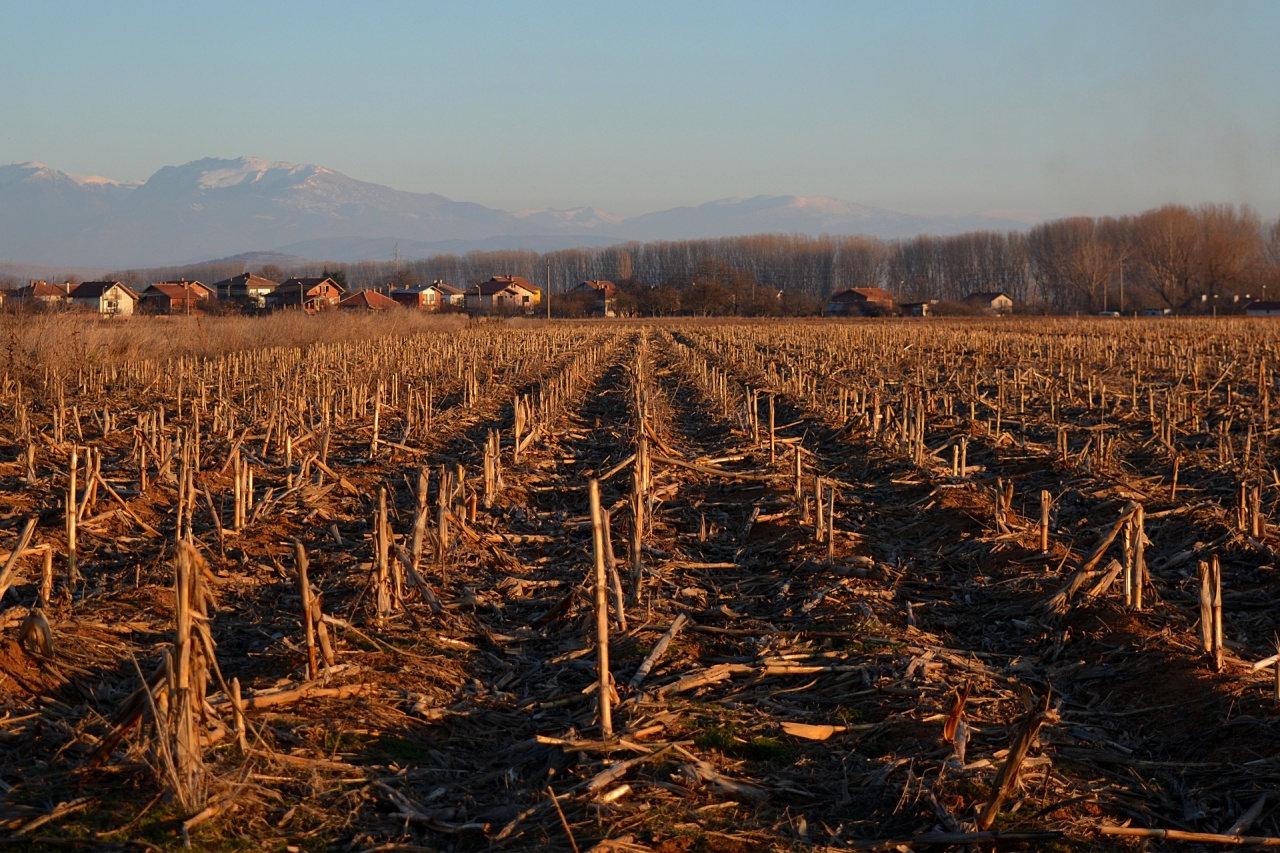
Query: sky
[[2, 0, 1277, 219]]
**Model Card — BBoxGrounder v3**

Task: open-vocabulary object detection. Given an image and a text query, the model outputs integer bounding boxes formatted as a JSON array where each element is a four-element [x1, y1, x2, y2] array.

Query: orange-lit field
[[2, 315, 1279, 851]]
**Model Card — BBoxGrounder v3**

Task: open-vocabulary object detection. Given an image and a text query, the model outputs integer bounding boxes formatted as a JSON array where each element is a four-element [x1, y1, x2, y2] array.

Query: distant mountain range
[[0, 157, 1040, 269]]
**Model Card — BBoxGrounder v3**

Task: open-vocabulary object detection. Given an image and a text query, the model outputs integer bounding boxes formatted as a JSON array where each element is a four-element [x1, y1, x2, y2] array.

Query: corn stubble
[[1, 315, 1280, 849]]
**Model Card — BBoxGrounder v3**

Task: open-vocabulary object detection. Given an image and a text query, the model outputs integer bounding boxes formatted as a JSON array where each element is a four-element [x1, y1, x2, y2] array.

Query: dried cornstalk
[[942, 679, 970, 742], [1211, 554, 1224, 670], [87, 657, 170, 769], [295, 539, 319, 679], [167, 542, 212, 810], [1132, 504, 1146, 610], [375, 487, 392, 619], [1039, 489, 1051, 552], [628, 465, 643, 604], [66, 445, 78, 583], [410, 465, 431, 572], [0, 517, 37, 602], [588, 479, 613, 737], [1099, 824, 1280, 846], [630, 613, 688, 689], [1045, 503, 1139, 613], [39, 546, 52, 606], [825, 483, 836, 564], [976, 689, 1053, 830], [602, 507, 626, 631]]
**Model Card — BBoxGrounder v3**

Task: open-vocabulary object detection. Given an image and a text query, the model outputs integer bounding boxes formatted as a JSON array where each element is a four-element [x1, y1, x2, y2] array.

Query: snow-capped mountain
[[0, 157, 1037, 268], [511, 206, 627, 231]]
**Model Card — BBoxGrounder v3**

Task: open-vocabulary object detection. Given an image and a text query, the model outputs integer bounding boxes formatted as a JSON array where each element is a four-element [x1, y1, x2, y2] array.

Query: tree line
[[50, 202, 1278, 316]]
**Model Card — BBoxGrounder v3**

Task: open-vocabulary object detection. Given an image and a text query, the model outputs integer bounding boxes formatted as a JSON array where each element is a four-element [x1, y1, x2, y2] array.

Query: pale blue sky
[[2, 0, 1277, 218]]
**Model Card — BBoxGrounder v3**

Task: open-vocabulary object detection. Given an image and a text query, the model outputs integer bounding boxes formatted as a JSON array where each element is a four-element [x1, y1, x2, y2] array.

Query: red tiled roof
[[831, 287, 895, 304], [146, 283, 207, 299], [337, 290, 401, 310], [153, 279, 209, 292], [578, 280, 619, 297], [21, 282, 73, 298]]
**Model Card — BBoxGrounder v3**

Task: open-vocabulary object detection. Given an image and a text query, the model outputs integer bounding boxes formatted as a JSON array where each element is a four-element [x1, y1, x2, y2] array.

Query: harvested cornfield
[[2, 316, 1280, 851]]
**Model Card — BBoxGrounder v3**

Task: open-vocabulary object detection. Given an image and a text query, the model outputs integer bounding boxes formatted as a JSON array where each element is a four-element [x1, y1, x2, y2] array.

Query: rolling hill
[[0, 157, 1036, 268]]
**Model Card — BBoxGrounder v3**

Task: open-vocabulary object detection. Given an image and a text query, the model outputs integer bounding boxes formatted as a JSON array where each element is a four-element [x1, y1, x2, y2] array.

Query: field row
[[0, 318, 1278, 851]]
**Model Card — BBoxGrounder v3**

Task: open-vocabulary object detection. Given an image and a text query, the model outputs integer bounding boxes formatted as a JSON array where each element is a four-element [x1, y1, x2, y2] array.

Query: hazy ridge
[[0, 157, 1036, 268]]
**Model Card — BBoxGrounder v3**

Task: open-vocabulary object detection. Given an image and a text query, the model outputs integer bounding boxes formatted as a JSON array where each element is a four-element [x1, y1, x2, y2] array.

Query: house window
[[522, 295, 530, 303]]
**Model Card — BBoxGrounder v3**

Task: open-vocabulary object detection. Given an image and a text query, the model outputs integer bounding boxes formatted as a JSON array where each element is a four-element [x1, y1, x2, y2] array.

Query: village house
[[389, 281, 465, 311], [1179, 291, 1250, 315], [573, 280, 620, 317], [69, 281, 138, 316], [465, 276, 542, 314], [963, 291, 1015, 313], [212, 273, 280, 308], [14, 281, 75, 305], [154, 279, 213, 298], [389, 284, 434, 309], [435, 282, 466, 307], [142, 280, 212, 314], [1245, 300, 1280, 317], [337, 289, 401, 311], [824, 287, 897, 316], [268, 277, 343, 312], [900, 300, 935, 317]]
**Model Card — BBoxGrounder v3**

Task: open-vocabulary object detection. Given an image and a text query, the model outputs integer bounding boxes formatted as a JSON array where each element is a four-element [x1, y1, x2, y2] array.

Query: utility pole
[[546, 258, 551, 321], [1119, 259, 1125, 314]]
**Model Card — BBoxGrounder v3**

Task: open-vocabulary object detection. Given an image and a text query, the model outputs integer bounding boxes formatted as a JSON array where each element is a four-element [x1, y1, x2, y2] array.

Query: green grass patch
[[634, 803, 755, 853], [693, 722, 740, 752], [320, 729, 369, 753], [953, 777, 990, 801], [693, 721, 796, 765], [43, 797, 262, 853], [832, 707, 867, 724]]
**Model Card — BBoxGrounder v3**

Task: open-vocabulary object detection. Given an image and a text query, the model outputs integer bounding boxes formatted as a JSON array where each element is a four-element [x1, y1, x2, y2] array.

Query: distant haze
[[0, 2, 1275, 230], [0, 157, 1037, 268]]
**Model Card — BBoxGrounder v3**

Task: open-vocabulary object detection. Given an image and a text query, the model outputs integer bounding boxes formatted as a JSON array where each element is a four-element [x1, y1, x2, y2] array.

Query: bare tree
[[1066, 229, 1123, 312], [97, 205, 1273, 314], [1195, 203, 1263, 299], [1132, 206, 1198, 309]]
